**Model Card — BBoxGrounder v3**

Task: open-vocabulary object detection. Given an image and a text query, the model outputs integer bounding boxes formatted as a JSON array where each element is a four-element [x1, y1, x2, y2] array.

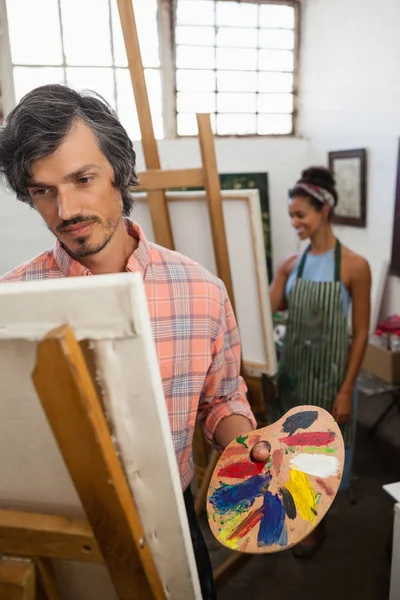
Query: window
[[2, 0, 298, 139], [175, 0, 297, 136], [4, 0, 164, 140]]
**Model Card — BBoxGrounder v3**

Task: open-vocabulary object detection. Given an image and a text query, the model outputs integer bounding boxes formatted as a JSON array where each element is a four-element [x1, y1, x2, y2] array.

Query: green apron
[[273, 240, 354, 446]]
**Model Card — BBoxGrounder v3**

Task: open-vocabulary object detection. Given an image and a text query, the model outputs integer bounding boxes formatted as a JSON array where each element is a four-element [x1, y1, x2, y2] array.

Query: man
[[0, 85, 269, 598]]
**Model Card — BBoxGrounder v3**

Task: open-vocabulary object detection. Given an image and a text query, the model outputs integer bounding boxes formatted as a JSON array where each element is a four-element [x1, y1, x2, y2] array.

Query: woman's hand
[[331, 390, 353, 425]]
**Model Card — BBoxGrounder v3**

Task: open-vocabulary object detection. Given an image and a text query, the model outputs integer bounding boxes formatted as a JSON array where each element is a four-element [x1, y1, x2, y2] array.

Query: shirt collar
[[54, 218, 151, 278]]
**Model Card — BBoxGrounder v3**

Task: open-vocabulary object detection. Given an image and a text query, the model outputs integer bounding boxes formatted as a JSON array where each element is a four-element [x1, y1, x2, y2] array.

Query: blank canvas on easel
[[0, 273, 201, 600]]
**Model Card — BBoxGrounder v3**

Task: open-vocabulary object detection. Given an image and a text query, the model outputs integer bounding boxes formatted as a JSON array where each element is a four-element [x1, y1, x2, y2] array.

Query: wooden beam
[[0, 509, 102, 564], [197, 114, 236, 313], [0, 559, 35, 600], [116, 0, 174, 249], [136, 168, 205, 192], [32, 325, 166, 600]]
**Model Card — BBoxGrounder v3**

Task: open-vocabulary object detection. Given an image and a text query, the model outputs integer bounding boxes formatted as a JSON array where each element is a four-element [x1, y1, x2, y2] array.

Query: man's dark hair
[[0, 84, 139, 216]]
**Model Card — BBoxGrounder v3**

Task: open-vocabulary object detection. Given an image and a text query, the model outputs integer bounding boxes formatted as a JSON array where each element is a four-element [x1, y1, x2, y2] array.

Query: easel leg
[[32, 325, 165, 600], [0, 558, 35, 600], [35, 559, 61, 600]]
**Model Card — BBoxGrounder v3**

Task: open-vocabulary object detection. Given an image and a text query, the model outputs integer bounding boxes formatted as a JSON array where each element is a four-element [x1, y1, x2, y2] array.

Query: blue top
[[285, 248, 351, 317]]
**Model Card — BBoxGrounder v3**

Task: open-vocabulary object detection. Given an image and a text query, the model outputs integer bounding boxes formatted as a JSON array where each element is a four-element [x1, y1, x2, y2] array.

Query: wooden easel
[[116, 0, 266, 587], [0, 326, 166, 599]]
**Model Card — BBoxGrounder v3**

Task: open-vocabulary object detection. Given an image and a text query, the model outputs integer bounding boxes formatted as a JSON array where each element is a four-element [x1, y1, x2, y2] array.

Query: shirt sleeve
[[197, 282, 257, 446]]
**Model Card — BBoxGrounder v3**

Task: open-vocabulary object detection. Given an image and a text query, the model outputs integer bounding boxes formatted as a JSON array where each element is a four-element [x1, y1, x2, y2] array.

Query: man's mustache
[[56, 216, 101, 233]]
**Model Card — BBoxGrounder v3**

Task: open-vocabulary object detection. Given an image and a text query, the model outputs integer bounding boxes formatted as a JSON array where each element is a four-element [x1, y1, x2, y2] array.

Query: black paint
[[280, 487, 297, 520], [282, 410, 318, 436]]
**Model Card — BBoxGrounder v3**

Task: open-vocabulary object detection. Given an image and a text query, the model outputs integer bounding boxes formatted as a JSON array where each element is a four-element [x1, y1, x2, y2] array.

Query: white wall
[[300, 0, 400, 315]]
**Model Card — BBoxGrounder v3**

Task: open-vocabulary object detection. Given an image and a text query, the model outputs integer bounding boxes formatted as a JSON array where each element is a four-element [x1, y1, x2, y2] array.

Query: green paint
[[310, 507, 318, 516], [303, 446, 336, 454], [289, 446, 295, 453], [213, 513, 216, 522], [236, 434, 249, 449]]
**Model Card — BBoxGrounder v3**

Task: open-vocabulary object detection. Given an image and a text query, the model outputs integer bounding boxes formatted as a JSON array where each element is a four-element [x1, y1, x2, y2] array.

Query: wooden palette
[[207, 406, 344, 554]]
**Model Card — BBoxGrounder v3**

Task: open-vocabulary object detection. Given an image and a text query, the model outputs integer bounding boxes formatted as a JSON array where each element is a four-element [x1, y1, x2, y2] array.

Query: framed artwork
[[328, 149, 367, 227], [390, 139, 400, 276]]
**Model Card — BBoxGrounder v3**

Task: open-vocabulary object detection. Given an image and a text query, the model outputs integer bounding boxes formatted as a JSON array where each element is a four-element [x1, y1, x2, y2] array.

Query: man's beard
[[54, 215, 120, 260]]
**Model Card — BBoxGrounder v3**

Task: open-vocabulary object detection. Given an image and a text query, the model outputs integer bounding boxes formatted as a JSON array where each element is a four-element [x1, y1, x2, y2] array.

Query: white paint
[[133, 189, 277, 374], [290, 453, 340, 478], [0, 274, 201, 600]]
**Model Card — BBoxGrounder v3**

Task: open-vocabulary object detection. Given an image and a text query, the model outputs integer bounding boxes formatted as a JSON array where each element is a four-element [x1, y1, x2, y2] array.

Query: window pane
[[257, 93, 293, 113], [176, 26, 215, 46], [177, 92, 216, 113], [257, 114, 292, 135], [6, 0, 63, 65], [216, 48, 257, 70], [216, 2, 257, 27], [259, 50, 294, 71], [66, 68, 116, 109], [177, 69, 216, 92], [217, 70, 257, 92], [115, 69, 141, 141], [216, 27, 258, 49], [258, 71, 293, 93], [259, 5, 295, 29], [13, 67, 65, 102], [217, 93, 256, 113], [61, 0, 112, 66], [176, 46, 215, 69], [177, 1, 215, 26], [259, 29, 294, 50], [217, 113, 256, 135], [177, 112, 216, 136]]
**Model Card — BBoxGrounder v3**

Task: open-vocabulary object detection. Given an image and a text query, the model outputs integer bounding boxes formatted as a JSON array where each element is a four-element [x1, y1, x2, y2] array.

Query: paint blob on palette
[[206, 405, 344, 554]]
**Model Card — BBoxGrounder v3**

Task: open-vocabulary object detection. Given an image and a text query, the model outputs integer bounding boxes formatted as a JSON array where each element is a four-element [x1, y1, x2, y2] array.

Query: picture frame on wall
[[328, 148, 367, 228]]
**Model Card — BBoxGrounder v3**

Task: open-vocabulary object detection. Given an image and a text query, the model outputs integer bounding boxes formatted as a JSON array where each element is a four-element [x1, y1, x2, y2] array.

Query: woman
[[269, 166, 371, 557]]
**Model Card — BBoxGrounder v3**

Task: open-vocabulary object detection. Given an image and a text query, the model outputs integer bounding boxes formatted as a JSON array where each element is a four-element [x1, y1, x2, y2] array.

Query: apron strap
[[334, 239, 341, 282], [297, 245, 311, 279], [297, 239, 341, 281]]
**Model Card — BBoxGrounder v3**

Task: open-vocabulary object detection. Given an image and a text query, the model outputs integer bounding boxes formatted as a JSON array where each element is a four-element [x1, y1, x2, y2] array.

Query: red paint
[[217, 460, 266, 479], [227, 507, 264, 541], [273, 449, 284, 475], [279, 431, 336, 447], [316, 478, 334, 497]]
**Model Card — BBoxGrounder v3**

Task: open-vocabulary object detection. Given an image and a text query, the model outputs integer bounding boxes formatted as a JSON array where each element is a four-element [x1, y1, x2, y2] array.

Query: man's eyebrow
[[26, 164, 101, 187]]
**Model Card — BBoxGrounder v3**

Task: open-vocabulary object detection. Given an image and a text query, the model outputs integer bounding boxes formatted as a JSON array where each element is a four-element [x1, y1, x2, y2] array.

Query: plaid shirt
[[1, 219, 256, 490]]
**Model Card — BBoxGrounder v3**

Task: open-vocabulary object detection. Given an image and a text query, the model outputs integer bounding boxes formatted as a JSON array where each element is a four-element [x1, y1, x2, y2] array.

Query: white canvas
[[0, 273, 201, 600]]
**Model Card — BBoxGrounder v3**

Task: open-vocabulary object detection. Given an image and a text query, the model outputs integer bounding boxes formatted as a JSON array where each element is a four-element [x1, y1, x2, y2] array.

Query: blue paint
[[282, 410, 318, 436], [258, 491, 287, 547], [209, 473, 272, 514]]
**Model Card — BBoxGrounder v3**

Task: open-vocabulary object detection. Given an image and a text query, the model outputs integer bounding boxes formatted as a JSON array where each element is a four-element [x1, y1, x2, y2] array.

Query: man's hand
[[250, 441, 271, 462]]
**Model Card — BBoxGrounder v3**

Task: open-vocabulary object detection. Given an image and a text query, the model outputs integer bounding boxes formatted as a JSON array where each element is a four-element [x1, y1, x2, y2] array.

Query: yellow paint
[[285, 469, 317, 522], [218, 512, 246, 550]]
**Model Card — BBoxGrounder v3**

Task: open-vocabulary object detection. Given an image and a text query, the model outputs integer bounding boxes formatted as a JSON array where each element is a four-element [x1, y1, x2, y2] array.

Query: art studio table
[[383, 483, 400, 600]]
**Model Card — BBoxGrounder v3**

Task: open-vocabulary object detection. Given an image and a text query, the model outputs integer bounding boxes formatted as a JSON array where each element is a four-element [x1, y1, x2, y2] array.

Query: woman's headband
[[291, 182, 335, 208]]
